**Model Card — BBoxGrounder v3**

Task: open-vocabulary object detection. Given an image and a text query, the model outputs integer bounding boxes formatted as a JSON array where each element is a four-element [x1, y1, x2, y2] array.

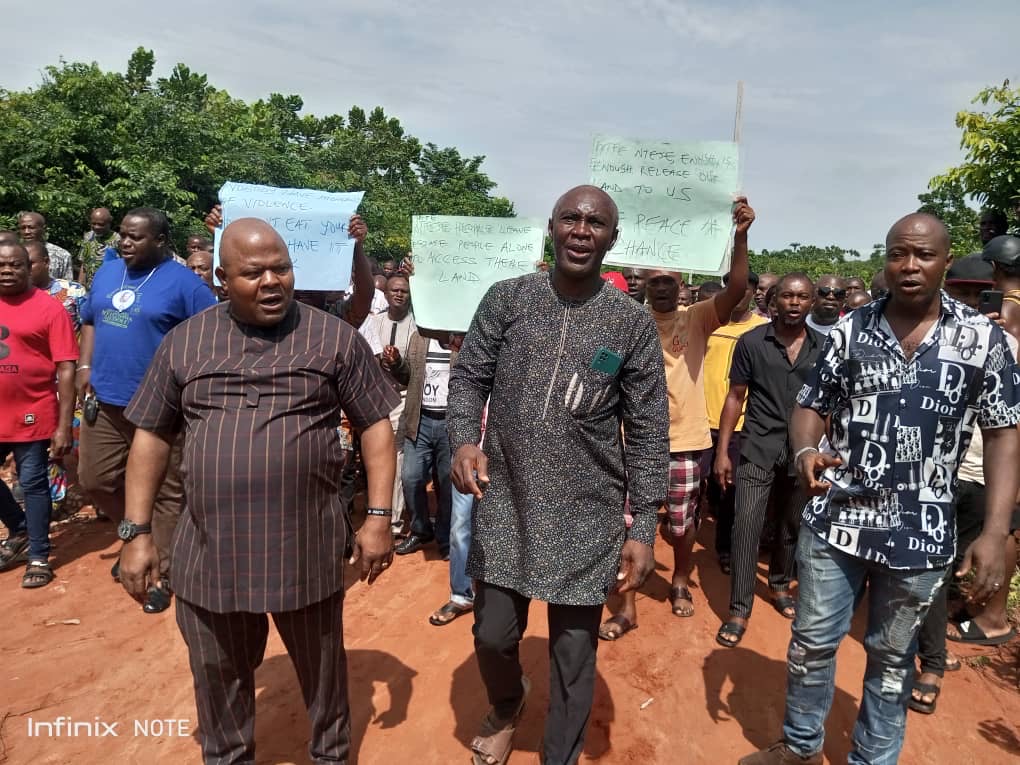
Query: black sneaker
[[395, 533, 435, 556], [0, 533, 29, 570]]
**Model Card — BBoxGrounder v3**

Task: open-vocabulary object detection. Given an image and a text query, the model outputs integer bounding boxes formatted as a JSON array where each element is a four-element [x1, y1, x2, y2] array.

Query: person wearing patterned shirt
[[27, 242, 87, 333], [17, 211, 73, 281], [77, 207, 120, 286], [449, 185, 669, 765], [118, 218, 399, 765], [741, 213, 1020, 765]]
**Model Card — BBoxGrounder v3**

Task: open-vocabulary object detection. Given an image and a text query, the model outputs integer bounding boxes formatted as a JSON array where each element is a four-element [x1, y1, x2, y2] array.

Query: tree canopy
[[927, 80, 1019, 241], [0, 48, 513, 258]]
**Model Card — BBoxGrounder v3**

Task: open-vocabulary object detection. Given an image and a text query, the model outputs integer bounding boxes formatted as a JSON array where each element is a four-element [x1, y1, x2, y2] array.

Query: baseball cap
[[946, 254, 994, 284]]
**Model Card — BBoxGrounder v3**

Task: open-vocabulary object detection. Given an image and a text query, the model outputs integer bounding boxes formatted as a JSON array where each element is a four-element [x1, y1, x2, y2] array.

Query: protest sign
[[589, 136, 739, 274], [410, 215, 545, 332], [214, 182, 365, 290]]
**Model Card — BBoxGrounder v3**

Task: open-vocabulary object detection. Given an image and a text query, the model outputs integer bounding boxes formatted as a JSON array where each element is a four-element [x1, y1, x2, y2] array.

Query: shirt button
[[897, 483, 906, 491], [899, 399, 906, 407]]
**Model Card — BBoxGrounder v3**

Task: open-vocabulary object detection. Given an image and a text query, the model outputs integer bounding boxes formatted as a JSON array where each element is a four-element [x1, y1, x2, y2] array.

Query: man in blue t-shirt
[[78, 207, 216, 614]]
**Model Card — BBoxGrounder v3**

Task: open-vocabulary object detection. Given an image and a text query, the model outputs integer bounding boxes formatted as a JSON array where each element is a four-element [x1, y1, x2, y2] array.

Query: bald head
[[886, 213, 950, 254], [216, 218, 294, 326], [219, 218, 290, 271], [552, 185, 619, 229]]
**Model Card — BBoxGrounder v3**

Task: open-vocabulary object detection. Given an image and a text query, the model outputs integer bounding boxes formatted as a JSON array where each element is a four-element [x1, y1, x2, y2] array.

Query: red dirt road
[[1, 513, 1018, 765]]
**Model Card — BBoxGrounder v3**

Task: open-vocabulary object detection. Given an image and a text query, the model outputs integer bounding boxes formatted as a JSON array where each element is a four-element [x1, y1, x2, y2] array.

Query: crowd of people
[[0, 194, 1019, 765]]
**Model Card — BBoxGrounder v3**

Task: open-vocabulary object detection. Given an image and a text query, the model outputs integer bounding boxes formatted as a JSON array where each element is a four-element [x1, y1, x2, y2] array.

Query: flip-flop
[[716, 621, 746, 648], [944, 653, 961, 672], [773, 594, 797, 620], [428, 600, 472, 626], [908, 680, 941, 715], [947, 620, 1016, 646], [598, 614, 637, 641]]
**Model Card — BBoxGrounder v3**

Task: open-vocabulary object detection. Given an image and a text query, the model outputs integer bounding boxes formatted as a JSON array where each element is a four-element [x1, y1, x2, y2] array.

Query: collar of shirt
[[762, 321, 822, 366]]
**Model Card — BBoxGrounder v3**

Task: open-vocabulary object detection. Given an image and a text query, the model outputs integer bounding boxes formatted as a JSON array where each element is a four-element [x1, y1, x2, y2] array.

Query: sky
[[3, 0, 1017, 255]]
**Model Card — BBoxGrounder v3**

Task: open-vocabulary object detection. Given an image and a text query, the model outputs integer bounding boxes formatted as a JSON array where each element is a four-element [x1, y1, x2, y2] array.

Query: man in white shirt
[[804, 274, 846, 336]]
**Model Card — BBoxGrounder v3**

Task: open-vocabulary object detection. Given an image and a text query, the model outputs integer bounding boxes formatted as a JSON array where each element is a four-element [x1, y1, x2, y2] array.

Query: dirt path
[[1, 514, 1017, 764]]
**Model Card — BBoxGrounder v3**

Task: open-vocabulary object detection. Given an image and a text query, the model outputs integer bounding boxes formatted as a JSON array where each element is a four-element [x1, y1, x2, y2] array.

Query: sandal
[[598, 614, 637, 641], [471, 676, 530, 765], [908, 680, 941, 715], [670, 585, 695, 617], [716, 621, 746, 648], [944, 653, 961, 673], [947, 620, 1016, 647], [0, 533, 29, 570], [22, 560, 54, 589], [773, 594, 797, 620], [429, 600, 472, 626]]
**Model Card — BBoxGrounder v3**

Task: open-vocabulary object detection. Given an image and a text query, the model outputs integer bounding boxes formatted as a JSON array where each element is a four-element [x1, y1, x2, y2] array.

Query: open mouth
[[259, 295, 285, 309]]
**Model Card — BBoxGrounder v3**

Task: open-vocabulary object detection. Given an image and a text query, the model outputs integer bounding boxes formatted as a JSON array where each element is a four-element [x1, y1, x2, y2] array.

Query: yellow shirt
[[705, 313, 769, 430], [652, 300, 721, 453]]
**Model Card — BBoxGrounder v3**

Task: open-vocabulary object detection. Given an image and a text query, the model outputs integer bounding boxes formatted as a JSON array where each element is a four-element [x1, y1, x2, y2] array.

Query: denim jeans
[[449, 487, 475, 606], [0, 440, 52, 561], [401, 414, 452, 550], [783, 528, 945, 765]]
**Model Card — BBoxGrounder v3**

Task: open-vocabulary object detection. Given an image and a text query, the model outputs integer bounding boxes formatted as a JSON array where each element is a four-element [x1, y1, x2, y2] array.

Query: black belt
[[421, 408, 447, 420]]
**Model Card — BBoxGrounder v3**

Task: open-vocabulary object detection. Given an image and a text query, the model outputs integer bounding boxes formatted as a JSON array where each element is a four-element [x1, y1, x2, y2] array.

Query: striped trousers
[[729, 451, 806, 619], [175, 591, 349, 764]]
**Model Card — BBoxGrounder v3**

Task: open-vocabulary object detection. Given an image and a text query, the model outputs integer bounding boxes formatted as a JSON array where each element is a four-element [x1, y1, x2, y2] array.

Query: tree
[[0, 49, 513, 259], [929, 80, 1020, 231], [917, 178, 981, 256]]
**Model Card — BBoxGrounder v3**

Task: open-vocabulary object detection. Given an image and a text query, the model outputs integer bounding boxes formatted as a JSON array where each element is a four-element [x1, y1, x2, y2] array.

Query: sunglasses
[[817, 287, 847, 299]]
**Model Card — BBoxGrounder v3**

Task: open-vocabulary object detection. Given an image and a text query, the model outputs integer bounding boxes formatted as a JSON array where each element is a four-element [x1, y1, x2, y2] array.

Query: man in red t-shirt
[[0, 242, 78, 589]]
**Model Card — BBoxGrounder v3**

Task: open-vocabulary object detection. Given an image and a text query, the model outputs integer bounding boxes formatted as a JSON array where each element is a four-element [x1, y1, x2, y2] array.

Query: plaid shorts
[[624, 451, 703, 537]]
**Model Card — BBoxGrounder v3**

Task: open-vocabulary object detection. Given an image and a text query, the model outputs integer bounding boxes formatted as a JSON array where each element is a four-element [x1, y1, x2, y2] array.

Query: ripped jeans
[[783, 528, 945, 765]]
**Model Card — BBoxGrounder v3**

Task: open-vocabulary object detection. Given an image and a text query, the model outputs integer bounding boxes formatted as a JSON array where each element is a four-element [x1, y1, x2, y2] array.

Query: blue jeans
[[449, 488, 475, 606], [401, 414, 452, 550], [0, 440, 52, 562], [783, 528, 945, 764]]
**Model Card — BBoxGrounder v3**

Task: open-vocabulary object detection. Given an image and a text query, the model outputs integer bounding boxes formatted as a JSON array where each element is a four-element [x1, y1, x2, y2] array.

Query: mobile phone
[[83, 394, 99, 425], [979, 289, 1003, 316]]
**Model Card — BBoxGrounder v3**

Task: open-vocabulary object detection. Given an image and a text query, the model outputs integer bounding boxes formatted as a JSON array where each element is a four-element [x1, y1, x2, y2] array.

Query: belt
[[421, 408, 447, 420]]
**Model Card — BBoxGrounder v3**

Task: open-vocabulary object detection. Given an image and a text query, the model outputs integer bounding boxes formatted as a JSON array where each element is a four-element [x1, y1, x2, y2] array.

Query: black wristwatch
[[117, 520, 152, 542]]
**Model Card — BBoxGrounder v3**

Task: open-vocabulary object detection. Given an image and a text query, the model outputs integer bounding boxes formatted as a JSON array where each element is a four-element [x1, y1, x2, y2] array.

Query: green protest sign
[[589, 136, 739, 274], [410, 215, 545, 332]]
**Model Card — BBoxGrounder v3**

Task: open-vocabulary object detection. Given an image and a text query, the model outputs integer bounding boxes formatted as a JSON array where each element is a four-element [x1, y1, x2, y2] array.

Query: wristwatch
[[117, 520, 152, 542]]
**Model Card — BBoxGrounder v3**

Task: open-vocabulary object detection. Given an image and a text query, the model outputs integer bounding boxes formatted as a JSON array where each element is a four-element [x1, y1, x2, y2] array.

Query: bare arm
[[958, 426, 1020, 603], [77, 324, 95, 400], [51, 361, 76, 457], [713, 197, 754, 323], [350, 417, 396, 583], [713, 383, 746, 487], [345, 215, 373, 329], [791, 405, 839, 494], [119, 428, 174, 601]]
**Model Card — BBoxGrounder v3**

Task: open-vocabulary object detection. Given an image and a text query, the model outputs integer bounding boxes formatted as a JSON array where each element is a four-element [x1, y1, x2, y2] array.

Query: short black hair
[[123, 207, 171, 241], [778, 271, 814, 291]]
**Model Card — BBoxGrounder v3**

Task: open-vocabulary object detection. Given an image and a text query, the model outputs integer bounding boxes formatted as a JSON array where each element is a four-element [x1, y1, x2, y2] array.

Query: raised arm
[[345, 214, 373, 329], [713, 196, 755, 323]]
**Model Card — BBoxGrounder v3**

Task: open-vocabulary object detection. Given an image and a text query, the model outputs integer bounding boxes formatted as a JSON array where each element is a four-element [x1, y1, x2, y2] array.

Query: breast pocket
[[563, 368, 619, 419]]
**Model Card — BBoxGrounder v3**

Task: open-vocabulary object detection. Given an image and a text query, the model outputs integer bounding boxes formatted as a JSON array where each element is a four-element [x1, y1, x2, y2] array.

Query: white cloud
[[3, 0, 1018, 256]]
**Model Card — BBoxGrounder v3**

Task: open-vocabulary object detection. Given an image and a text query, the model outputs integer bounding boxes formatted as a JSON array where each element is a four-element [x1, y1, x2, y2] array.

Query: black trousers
[[916, 480, 986, 676], [175, 591, 349, 765], [729, 454, 805, 618], [473, 581, 602, 765]]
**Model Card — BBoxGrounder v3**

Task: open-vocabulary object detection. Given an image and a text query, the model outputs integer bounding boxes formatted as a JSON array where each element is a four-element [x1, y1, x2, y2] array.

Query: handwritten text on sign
[[214, 182, 365, 290], [589, 136, 739, 274], [410, 216, 545, 332]]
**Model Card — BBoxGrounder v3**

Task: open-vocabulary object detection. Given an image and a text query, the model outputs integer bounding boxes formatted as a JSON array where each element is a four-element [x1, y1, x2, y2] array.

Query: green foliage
[[930, 80, 1020, 229], [917, 177, 981, 256], [0, 48, 514, 258]]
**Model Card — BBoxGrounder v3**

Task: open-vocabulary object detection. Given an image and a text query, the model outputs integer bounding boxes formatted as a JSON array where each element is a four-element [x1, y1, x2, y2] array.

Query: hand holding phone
[[980, 289, 1003, 316]]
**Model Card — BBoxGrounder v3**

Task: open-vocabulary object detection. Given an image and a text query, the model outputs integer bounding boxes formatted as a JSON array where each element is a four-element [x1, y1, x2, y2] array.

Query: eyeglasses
[[817, 287, 847, 299]]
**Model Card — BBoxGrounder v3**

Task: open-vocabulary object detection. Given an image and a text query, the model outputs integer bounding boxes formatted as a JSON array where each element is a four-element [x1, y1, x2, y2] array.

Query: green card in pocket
[[591, 348, 623, 375]]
